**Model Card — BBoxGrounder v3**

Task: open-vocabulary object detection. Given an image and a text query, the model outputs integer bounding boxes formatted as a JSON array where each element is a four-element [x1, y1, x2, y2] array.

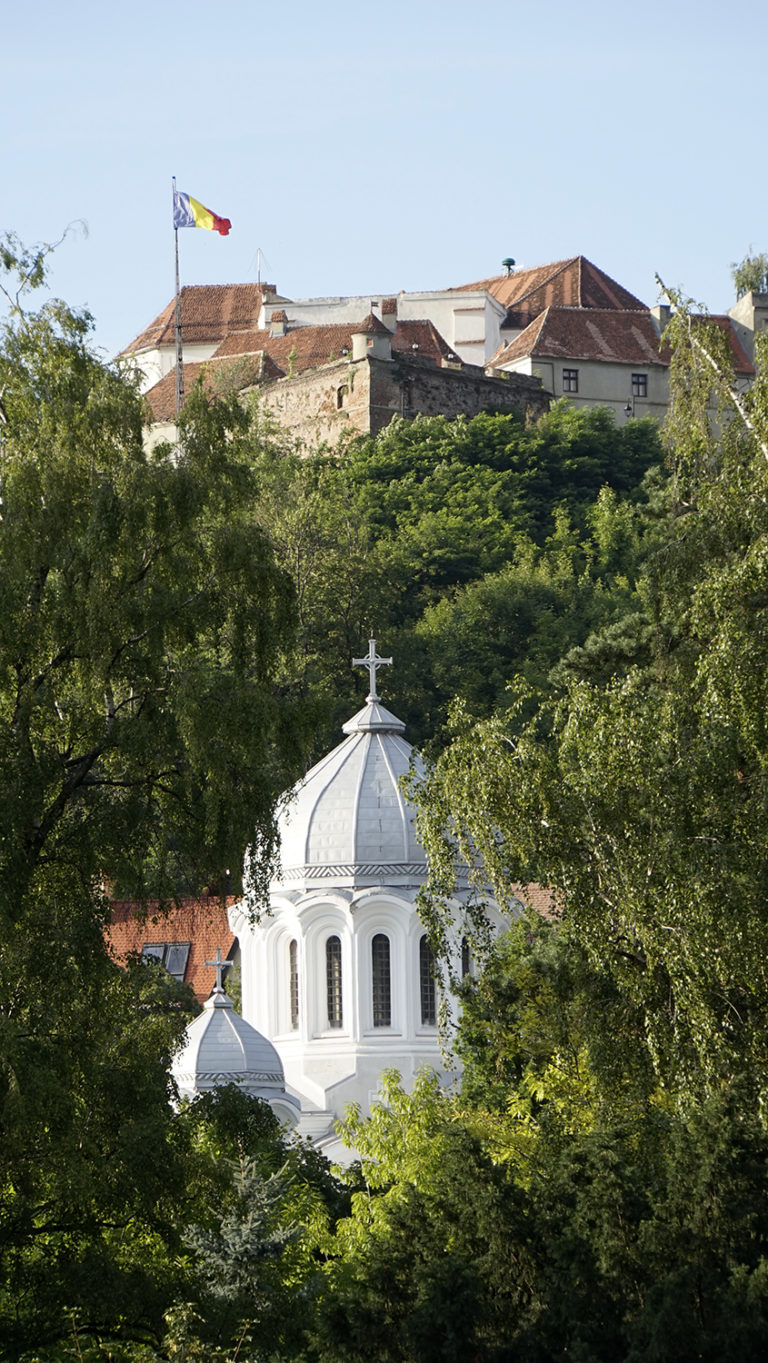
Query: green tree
[[247, 406, 664, 753], [246, 442, 381, 750], [413, 293, 768, 1114], [162, 1089, 342, 1363], [406, 479, 663, 732], [341, 405, 661, 603], [312, 1072, 530, 1363], [0, 954, 197, 1359], [0, 240, 304, 1357], [731, 248, 768, 299], [310, 932, 768, 1363]]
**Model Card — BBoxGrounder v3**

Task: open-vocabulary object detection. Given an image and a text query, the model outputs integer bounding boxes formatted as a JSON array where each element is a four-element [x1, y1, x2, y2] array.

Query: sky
[[3, 0, 766, 361]]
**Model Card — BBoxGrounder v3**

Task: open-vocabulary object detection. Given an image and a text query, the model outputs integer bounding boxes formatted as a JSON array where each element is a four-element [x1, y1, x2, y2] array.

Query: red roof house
[[107, 897, 236, 1004]]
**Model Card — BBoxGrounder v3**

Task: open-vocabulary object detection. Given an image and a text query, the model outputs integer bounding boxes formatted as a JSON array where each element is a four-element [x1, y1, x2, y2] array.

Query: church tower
[[230, 641, 485, 1159]]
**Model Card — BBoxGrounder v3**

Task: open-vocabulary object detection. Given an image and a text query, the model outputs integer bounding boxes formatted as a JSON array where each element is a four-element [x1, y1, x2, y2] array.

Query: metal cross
[[205, 947, 228, 994], [352, 637, 392, 701]]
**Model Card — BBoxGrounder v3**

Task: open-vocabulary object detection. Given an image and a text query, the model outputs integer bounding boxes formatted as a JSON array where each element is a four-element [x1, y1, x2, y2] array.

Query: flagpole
[[172, 176, 185, 418]]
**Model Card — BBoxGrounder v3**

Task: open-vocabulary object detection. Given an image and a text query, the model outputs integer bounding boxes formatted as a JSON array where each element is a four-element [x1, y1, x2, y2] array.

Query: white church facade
[[234, 641, 506, 1158]]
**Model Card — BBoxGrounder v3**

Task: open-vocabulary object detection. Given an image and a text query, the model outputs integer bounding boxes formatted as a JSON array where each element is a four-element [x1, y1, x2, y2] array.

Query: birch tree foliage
[[0, 239, 303, 1357], [731, 248, 768, 300], [0, 238, 302, 910], [412, 293, 768, 1110]]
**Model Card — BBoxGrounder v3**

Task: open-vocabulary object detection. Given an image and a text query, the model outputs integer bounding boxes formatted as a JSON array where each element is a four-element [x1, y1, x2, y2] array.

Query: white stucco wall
[[260, 294, 394, 332], [396, 290, 506, 365], [125, 341, 221, 394], [501, 355, 669, 422]]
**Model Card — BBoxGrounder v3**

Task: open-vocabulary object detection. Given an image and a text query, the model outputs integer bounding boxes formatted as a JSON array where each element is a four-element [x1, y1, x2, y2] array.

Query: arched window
[[371, 933, 391, 1027], [289, 939, 299, 1030], [420, 935, 437, 1026], [326, 935, 343, 1029]]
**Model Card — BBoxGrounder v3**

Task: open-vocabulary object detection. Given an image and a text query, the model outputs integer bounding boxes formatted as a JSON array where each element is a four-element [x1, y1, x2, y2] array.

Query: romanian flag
[[173, 188, 231, 236]]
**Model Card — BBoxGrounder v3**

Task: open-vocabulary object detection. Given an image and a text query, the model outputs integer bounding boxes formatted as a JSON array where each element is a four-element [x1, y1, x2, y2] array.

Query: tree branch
[[656, 273, 768, 465]]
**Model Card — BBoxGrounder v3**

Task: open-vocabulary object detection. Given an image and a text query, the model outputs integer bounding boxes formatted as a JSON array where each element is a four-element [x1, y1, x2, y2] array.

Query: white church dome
[[172, 983, 299, 1126], [274, 695, 426, 892]]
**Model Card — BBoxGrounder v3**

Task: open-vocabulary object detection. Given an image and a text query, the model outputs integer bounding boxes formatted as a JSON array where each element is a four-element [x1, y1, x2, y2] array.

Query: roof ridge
[[488, 308, 549, 367], [512, 257, 580, 307], [541, 303, 650, 314]]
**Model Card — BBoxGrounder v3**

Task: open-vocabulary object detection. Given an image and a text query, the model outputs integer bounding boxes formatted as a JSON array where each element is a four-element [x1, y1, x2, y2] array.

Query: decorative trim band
[[176, 1070, 285, 1086], [280, 861, 427, 880], [279, 861, 472, 883]]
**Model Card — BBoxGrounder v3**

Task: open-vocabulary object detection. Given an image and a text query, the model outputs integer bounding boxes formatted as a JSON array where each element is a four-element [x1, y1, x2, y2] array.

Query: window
[[562, 368, 579, 393], [631, 372, 648, 398], [461, 937, 471, 979], [326, 935, 343, 1029], [141, 941, 191, 983], [289, 939, 299, 1030], [372, 934, 391, 1027], [336, 384, 347, 409], [420, 935, 437, 1026]]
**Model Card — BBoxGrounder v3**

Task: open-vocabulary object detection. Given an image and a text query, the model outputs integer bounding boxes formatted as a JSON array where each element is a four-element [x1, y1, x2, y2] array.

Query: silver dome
[[273, 699, 426, 892]]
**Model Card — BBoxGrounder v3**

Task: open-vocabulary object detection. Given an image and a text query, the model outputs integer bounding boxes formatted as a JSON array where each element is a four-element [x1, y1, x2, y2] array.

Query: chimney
[[650, 304, 671, 336], [381, 297, 398, 333]]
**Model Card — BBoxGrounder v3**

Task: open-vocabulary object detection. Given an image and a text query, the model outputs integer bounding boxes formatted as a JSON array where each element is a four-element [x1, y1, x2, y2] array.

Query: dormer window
[[141, 941, 191, 983]]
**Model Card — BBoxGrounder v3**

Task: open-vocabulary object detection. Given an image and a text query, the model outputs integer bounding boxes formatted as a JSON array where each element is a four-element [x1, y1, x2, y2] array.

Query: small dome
[[172, 987, 299, 1124], [273, 698, 426, 892]]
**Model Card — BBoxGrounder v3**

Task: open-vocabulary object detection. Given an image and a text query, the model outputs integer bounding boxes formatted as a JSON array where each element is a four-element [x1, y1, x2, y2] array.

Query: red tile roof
[[456, 257, 647, 317], [215, 322, 356, 365], [107, 898, 236, 1004], [144, 318, 455, 422], [143, 354, 281, 423], [489, 307, 670, 368], [393, 319, 456, 362], [356, 312, 390, 334], [122, 283, 280, 354], [488, 311, 547, 367], [488, 307, 754, 377], [511, 882, 560, 920]]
